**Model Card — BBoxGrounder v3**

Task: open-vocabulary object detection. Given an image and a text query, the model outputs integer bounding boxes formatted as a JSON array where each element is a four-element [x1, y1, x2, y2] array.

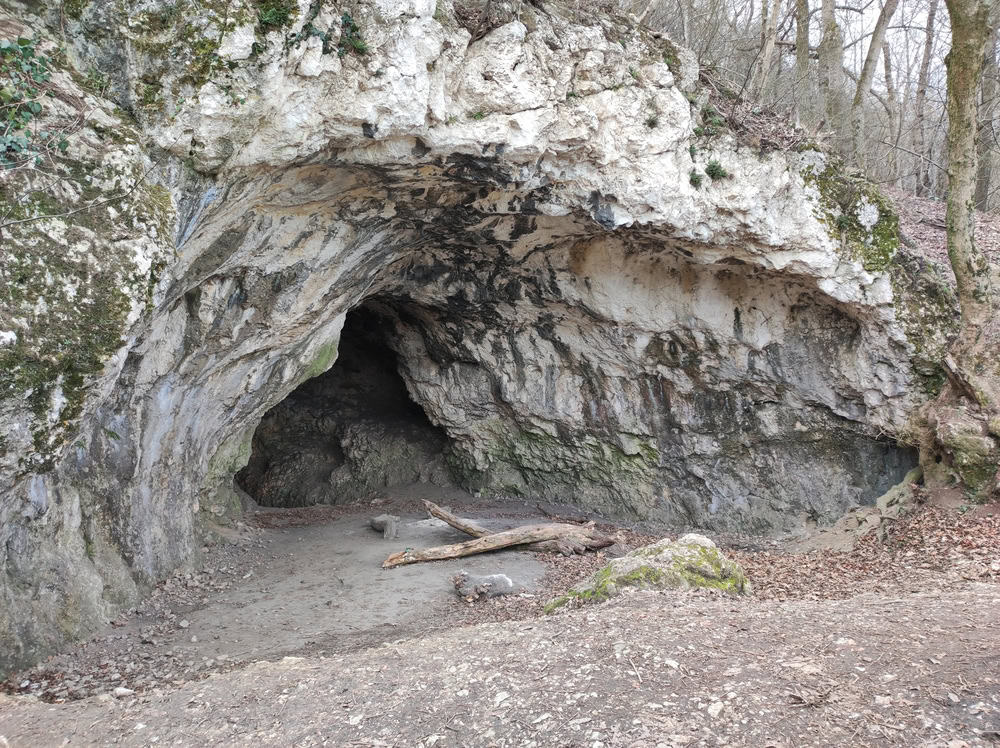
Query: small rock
[[178, 619, 190, 629], [113, 687, 135, 698], [454, 571, 523, 601], [707, 701, 724, 718]]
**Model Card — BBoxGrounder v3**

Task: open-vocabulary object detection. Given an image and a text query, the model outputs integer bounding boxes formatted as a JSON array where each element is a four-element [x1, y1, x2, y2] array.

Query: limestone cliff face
[[0, 0, 942, 672]]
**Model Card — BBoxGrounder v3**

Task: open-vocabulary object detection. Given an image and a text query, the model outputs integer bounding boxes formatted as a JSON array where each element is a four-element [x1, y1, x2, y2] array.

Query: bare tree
[[794, 0, 812, 124], [749, 0, 783, 98], [818, 0, 848, 150], [976, 29, 998, 209], [920, 0, 1000, 497], [883, 46, 901, 184], [849, 0, 900, 165], [914, 0, 940, 196]]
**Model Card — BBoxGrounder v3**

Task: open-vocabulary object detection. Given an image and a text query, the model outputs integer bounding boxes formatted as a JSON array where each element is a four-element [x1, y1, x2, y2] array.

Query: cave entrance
[[236, 303, 454, 507]]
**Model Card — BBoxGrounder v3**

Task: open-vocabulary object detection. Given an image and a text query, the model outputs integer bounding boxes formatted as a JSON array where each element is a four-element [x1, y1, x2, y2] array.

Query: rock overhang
[[0, 0, 944, 674]]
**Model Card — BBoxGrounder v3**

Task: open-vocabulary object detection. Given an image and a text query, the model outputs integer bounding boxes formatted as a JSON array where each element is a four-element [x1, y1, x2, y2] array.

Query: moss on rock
[[544, 533, 750, 613], [801, 156, 901, 272], [0, 39, 176, 476]]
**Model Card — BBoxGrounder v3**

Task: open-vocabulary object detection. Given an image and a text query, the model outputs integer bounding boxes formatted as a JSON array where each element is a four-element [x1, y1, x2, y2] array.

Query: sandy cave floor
[[0, 484, 999, 747]]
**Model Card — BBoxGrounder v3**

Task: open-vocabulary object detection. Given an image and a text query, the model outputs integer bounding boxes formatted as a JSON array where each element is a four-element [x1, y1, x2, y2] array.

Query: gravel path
[[1, 582, 997, 746], [1, 496, 998, 747]]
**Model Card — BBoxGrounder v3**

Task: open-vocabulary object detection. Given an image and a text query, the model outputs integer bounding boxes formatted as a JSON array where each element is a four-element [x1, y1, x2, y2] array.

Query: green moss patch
[[545, 534, 750, 613], [0, 73, 175, 474], [802, 158, 900, 272]]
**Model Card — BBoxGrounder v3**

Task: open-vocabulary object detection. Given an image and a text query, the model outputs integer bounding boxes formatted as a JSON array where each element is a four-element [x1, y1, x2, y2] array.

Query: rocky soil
[[0, 489, 998, 746]]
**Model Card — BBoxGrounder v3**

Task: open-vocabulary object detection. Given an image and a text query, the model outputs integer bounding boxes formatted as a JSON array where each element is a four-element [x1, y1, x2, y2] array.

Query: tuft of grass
[[689, 144, 697, 160], [705, 160, 729, 180], [468, 110, 486, 120], [257, 0, 295, 30], [644, 114, 659, 129], [689, 169, 703, 189], [701, 104, 726, 128], [338, 13, 369, 56]]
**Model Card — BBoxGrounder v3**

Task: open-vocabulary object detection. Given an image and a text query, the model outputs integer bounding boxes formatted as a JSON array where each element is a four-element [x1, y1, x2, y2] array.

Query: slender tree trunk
[[750, 0, 783, 99], [915, 0, 940, 196], [945, 0, 996, 347], [883, 46, 900, 185], [850, 0, 900, 166], [794, 0, 811, 124], [976, 30, 998, 209], [819, 0, 847, 152]]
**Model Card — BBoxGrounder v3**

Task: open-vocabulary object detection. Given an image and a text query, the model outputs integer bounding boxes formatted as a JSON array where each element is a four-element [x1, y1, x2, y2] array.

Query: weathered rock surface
[[0, 0, 951, 672], [453, 570, 524, 600], [545, 533, 750, 611]]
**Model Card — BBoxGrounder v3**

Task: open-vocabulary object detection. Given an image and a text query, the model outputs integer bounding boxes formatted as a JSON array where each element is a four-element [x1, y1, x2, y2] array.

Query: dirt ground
[[1, 485, 998, 747]]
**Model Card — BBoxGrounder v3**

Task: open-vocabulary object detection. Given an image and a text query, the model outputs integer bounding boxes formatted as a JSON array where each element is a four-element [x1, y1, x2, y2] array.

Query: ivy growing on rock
[[1, 37, 68, 169], [338, 13, 369, 57]]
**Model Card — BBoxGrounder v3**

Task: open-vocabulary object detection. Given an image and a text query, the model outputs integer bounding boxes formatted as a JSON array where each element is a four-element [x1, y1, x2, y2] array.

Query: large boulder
[[544, 534, 750, 612]]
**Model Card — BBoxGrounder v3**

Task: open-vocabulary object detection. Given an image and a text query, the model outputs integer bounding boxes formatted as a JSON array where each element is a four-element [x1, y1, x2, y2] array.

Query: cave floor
[[1, 489, 998, 746]]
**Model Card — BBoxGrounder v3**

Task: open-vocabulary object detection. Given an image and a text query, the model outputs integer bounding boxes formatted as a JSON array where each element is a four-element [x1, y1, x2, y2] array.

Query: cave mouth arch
[[225, 216, 921, 530], [236, 302, 455, 508]]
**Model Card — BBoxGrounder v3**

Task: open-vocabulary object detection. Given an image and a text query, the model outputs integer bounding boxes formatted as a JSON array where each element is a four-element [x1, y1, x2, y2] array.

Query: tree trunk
[[794, 0, 811, 124], [924, 0, 1000, 500], [976, 30, 998, 210], [381, 501, 615, 568], [750, 0, 782, 99], [818, 0, 847, 152], [883, 46, 900, 185], [945, 0, 996, 356], [849, 0, 900, 167], [915, 0, 940, 196]]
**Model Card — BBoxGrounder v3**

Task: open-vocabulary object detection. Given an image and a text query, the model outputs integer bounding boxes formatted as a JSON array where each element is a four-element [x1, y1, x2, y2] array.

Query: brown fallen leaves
[[733, 499, 1000, 602]]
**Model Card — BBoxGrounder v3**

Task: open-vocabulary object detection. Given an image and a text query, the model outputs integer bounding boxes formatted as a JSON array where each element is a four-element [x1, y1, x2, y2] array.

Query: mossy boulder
[[933, 406, 1000, 498], [544, 534, 750, 613]]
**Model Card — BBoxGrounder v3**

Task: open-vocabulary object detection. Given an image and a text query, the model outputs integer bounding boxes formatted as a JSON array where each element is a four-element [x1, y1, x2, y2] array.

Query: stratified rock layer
[[0, 0, 939, 672]]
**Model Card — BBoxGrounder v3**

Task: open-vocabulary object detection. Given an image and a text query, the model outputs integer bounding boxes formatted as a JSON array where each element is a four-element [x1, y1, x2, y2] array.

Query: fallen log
[[422, 500, 607, 555], [381, 501, 614, 568]]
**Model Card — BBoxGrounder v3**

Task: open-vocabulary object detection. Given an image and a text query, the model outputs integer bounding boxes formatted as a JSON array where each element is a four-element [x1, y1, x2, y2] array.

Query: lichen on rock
[[544, 533, 750, 612]]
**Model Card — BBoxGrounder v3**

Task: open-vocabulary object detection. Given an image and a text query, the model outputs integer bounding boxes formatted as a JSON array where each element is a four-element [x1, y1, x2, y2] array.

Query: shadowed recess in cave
[[236, 305, 454, 507]]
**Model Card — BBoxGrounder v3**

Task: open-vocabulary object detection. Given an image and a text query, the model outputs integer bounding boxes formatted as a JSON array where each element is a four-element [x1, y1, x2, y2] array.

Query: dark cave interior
[[236, 303, 453, 507]]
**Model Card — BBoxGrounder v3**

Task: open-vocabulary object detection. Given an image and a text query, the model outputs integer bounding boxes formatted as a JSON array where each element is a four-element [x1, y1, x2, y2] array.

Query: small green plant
[[705, 160, 729, 180], [701, 104, 726, 128], [689, 169, 703, 189], [83, 67, 109, 96], [689, 144, 697, 159], [629, 66, 639, 80], [338, 13, 369, 56], [288, 23, 336, 54], [257, 0, 295, 30], [566, 90, 579, 100], [644, 113, 658, 128], [0, 36, 69, 169], [468, 110, 486, 120]]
